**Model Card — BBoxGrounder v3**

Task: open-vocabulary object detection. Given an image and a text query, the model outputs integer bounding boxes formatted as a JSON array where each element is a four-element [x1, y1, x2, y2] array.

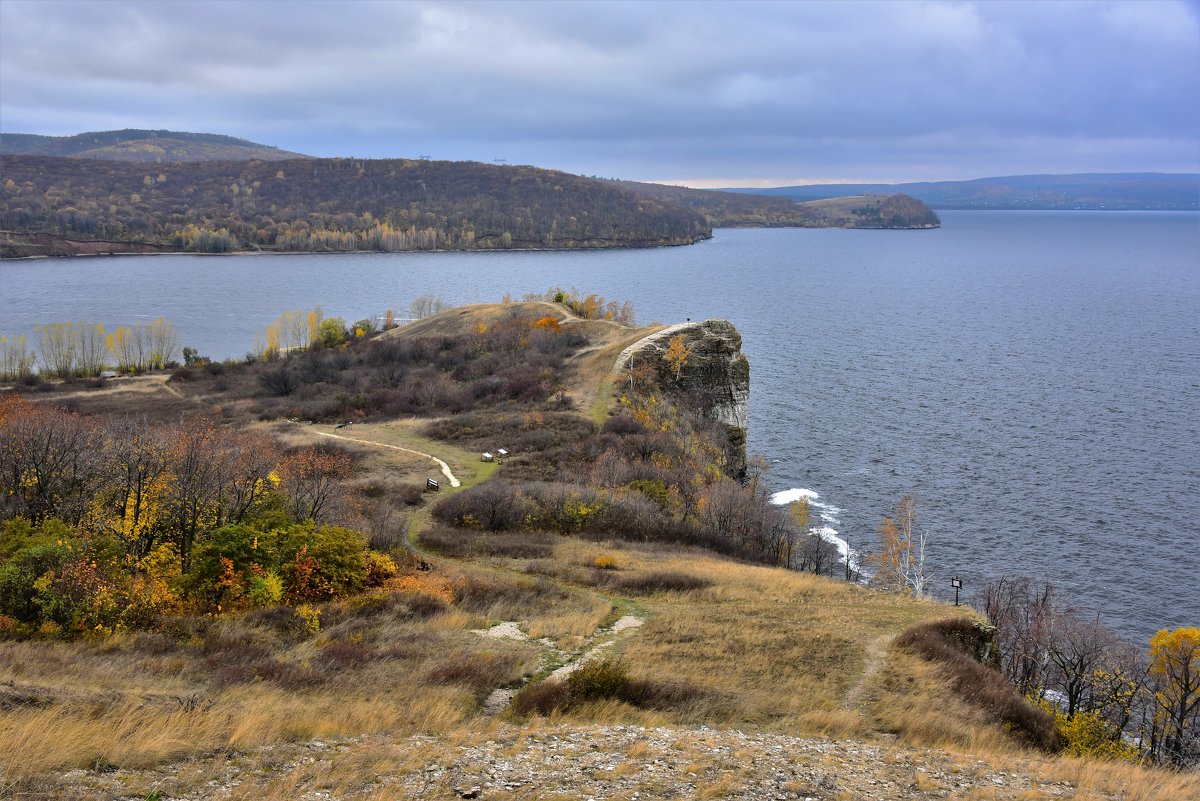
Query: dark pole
[[951, 576, 962, 606]]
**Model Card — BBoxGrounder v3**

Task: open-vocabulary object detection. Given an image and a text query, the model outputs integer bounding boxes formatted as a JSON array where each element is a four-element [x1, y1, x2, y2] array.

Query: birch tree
[[871, 494, 931, 595]]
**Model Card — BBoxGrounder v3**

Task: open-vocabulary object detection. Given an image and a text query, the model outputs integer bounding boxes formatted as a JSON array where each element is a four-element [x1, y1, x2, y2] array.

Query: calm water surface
[[2, 211, 1197, 642]]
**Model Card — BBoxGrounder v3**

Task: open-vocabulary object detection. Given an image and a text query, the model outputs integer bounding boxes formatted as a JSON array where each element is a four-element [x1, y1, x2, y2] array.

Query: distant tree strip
[[0, 155, 711, 255]]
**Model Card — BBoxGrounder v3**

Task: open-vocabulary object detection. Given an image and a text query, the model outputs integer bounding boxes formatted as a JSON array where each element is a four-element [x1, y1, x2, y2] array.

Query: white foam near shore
[[770, 487, 860, 572], [814, 525, 853, 566], [770, 488, 819, 505]]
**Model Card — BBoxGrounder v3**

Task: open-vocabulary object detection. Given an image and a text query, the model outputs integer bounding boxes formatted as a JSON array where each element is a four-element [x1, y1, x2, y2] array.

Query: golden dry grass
[[548, 540, 953, 729], [523, 598, 614, 646], [0, 585, 542, 780], [1014, 753, 1200, 801], [9, 525, 1190, 800], [869, 646, 1020, 752], [1, 684, 471, 779]]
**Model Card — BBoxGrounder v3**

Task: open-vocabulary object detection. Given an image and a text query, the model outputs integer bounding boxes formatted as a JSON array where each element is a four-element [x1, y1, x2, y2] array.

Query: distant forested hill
[[617, 180, 939, 228], [0, 129, 307, 162], [0, 156, 710, 255], [723, 173, 1200, 211]]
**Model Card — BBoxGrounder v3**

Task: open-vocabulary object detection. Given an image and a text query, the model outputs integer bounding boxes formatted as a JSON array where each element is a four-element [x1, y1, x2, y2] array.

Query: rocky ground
[[34, 724, 1105, 801]]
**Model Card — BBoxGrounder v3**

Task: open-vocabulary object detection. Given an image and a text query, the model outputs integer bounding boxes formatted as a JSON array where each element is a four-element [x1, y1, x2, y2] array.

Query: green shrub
[[245, 569, 284, 608], [184, 521, 369, 609], [277, 523, 369, 601], [0, 517, 75, 560], [0, 542, 69, 622], [1040, 703, 1139, 761], [567, 656, 630, 700]]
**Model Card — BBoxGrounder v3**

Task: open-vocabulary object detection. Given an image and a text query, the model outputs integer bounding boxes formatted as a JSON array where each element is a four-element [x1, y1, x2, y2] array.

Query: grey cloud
[[2, 0, 1196, 182]]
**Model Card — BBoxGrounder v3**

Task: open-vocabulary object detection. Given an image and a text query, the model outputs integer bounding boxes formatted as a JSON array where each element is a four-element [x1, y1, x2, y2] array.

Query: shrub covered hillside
[[0, 155, 710, 255], [0, 396, 401, 635]]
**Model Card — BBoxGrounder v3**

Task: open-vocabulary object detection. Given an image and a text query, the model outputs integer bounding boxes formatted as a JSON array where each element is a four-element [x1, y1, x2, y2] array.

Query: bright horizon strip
[[649, 176, 927, 189]]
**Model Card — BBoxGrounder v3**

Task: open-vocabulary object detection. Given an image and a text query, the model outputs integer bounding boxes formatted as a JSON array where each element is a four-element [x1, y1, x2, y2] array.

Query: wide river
[[2, 211, 1197, 643]]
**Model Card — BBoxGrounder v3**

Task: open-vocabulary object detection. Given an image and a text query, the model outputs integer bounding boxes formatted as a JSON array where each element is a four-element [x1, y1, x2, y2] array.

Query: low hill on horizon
[[616, 179, 940, 229], [722, 172, 1200, 211], [0, 129, 940, 255], [0, 129, 307, 162]]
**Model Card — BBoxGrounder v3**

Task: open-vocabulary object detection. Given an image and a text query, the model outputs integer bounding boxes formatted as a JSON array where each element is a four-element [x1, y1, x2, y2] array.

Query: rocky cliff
[[615, 319, 750, 475]]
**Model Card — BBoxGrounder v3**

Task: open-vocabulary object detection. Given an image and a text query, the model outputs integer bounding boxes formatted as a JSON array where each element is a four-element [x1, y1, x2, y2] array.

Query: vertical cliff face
[[615, 319, 750, 476]]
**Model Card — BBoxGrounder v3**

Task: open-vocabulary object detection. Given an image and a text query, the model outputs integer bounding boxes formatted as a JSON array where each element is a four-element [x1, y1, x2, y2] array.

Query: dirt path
[[842, 632, 894, 712], [612, 320, 691, 373], [154, 373, 187, 399], [475, 613, 646, 715], [314, 430, 461, 487]]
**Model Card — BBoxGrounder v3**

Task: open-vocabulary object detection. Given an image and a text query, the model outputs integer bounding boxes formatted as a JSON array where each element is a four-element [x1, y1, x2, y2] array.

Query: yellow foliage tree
[[1149, 627, 1200, 766], [663, 334, 692, 381], [869, 495, 929, 595]]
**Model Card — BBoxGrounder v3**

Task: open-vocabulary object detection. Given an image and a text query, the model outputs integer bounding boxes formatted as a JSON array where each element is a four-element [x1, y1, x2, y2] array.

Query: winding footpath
[[472, 614, 647, 716], [313, 430, 461, 487]]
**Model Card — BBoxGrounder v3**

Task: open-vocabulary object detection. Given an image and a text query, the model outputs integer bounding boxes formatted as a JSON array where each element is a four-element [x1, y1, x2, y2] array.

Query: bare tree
[[0, 335, 36, 380], [1045, 610, 1122, 717], [277, 446, 352, 523], [0, 397, 103, 524], [144, 317, 180, 368], [75, 322, 108, 376], [37, 322, 77, 377], [979, 576, 1058, 696], [409, 294, 449, 319]]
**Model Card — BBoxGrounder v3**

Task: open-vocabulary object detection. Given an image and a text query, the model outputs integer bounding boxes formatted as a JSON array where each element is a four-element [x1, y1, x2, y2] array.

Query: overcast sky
[[1, 0, 1197, 185]]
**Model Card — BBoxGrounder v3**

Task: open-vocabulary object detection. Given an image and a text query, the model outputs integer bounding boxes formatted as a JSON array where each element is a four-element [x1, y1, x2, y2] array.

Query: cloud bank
[[2, 0, 1197, 183]]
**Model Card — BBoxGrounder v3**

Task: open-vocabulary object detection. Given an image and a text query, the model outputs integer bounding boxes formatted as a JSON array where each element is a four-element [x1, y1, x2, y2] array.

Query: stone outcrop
[[615, 319, 750, 475]]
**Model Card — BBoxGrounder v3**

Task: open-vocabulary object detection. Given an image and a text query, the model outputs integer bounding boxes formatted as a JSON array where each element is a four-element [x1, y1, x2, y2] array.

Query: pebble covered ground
[[39, 724, 1108, 801]]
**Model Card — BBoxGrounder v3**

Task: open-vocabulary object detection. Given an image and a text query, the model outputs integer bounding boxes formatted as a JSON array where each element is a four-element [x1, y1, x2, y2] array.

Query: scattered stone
[[470, 621, 528, 640]]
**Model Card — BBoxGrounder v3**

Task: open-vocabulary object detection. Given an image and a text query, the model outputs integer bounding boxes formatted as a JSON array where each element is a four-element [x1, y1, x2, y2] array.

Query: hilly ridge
[[0, 129, 307, 162], [0, 154, 711, 255], [724, 172, 1200, 211], [0, 129, 940, 257], [615, 179, 940, 229]]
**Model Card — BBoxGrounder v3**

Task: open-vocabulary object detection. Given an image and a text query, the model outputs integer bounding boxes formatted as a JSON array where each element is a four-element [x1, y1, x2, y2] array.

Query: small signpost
[[951, 576, 963, 606], [426, 478, 440, 492]]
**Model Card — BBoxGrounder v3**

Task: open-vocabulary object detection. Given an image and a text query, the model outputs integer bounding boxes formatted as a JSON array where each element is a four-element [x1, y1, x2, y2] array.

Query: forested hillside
[[0, 156, 711, 254], [0, 129, 306, 162]]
